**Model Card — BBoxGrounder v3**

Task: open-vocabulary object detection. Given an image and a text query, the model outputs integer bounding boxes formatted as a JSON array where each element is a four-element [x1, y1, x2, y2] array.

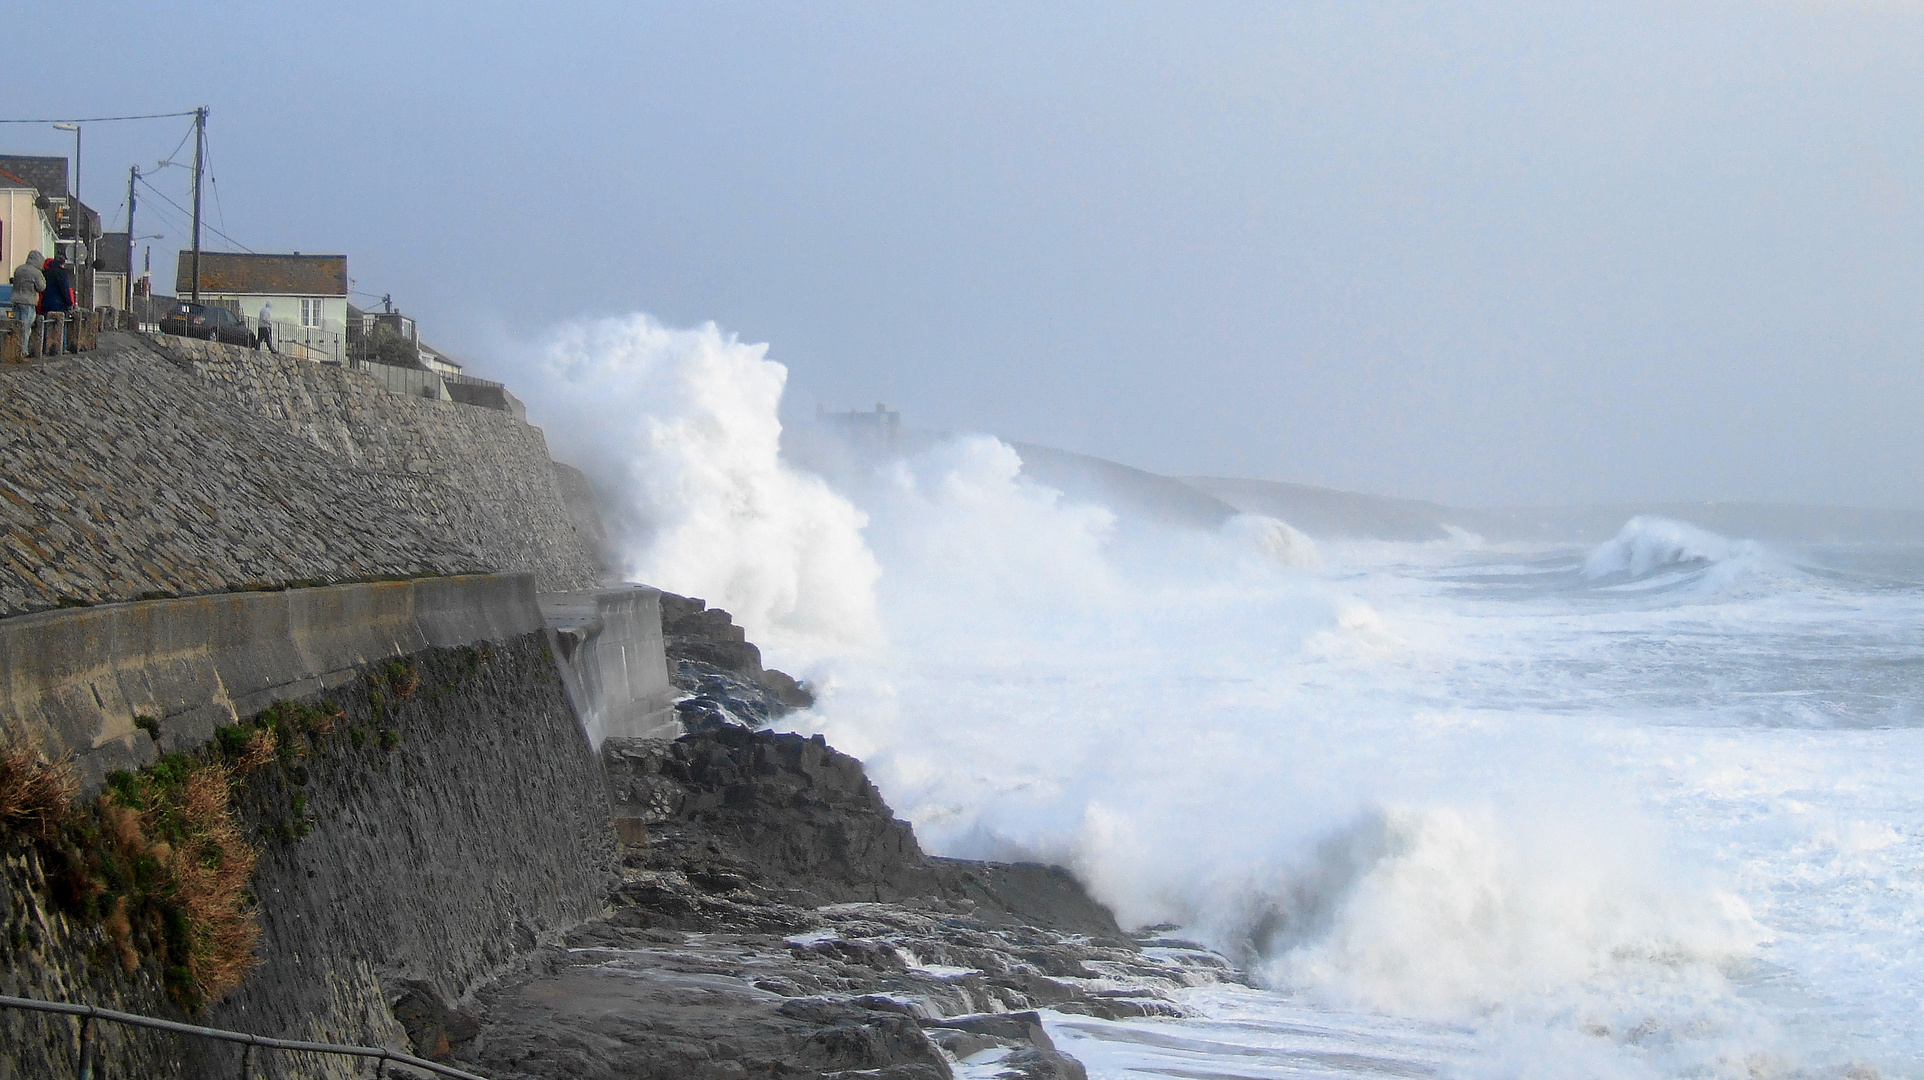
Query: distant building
[[175, 251, 349, 337], [95, 231, 130, 311], [417, 341, 465, 379], [818, 402, 903, 454], [347, 301, 465, 375], [0, 166, 57, 279]]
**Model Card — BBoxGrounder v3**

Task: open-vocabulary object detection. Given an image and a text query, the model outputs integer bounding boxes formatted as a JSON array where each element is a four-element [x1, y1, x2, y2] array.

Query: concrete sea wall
[[542, 587, 679, 750], [0, 330, 674, 1078], [0, 573, 547, 790]]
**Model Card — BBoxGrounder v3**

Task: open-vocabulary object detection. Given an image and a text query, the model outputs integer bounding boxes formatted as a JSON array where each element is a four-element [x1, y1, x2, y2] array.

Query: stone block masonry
[[0, 332, 601, 617], [2, 631, 618, 1080], [155, 335, 602, 590]]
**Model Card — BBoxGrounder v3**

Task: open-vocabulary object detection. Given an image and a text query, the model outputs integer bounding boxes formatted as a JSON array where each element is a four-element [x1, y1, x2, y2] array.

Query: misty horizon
[[35, 1, 1924, 511]]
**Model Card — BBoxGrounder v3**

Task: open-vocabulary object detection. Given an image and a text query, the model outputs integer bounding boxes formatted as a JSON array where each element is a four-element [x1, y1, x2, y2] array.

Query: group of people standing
[[8, 250, 77, 356]]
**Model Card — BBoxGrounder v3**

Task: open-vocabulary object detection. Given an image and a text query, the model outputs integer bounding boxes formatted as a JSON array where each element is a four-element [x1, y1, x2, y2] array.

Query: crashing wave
[[1224, 513, 1322, 569], [1582, 515, 1761, 579]]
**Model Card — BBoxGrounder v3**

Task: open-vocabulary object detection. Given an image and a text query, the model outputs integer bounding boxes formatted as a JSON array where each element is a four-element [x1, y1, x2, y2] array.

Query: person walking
[[257, 299, 275, 353], [8, 250, 44, 357]]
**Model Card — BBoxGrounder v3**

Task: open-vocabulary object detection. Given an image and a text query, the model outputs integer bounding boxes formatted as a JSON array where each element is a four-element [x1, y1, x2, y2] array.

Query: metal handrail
[[0, 993, 489, 1079]]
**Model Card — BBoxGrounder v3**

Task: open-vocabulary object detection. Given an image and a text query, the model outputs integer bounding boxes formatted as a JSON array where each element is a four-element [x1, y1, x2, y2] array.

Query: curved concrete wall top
[[0, 574, 546, 789], [541, 586, 680, 750]]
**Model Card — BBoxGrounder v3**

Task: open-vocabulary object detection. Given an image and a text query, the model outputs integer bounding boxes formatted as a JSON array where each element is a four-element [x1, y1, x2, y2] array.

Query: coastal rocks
[[461, 728, 1241, 1079], [602, 728, 934, 907], [464, 899, 1192, 1080], [659, 592, 813, 726], [600, 728, 1124, 937]]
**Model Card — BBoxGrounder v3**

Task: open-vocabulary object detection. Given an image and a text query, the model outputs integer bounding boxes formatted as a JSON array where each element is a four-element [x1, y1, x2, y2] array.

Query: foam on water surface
[[516, 315, 1924, 1079]]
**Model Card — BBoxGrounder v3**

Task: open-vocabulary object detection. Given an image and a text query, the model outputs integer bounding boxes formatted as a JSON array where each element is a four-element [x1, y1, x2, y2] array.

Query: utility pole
[[189, 106, 206, 302], [53, 122, 82, 304], [125, 165, 138, 312]]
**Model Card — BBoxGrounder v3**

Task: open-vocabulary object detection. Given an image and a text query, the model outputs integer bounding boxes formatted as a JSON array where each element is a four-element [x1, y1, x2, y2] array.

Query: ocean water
[[518, 315, 1924, 1080]]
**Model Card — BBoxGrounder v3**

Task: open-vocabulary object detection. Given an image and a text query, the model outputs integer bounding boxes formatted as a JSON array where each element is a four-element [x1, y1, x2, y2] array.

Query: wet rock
[[989, 1047, 1091, 1080], [659, 592, 815, 718], [602, 729, 1127, 939], [462, 726, 1245, 1079], [921, 1010, 1055, 1049], [388, 979, 482, 1060]]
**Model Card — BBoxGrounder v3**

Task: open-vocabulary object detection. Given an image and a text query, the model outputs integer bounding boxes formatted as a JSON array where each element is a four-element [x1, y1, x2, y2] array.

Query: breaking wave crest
[[1584, 516, 1763, 580], [511, 315, 1802, 1076], [521, 314, 881, 650]]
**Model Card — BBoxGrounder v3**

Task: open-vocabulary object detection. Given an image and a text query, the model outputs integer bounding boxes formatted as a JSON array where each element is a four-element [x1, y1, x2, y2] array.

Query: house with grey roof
[[0, 155, 100, 302], [95, 231, 131, 310], [174, 251, 350, 341]]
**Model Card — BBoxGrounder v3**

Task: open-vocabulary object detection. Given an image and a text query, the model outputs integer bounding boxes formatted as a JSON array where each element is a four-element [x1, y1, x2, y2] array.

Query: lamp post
[[52, 122, 83, 305]]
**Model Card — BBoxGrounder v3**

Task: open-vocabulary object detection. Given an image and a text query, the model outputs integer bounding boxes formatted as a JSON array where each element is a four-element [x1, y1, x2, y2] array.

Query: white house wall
[[1, 189, 57, 279], [200, 292, 348, 338]]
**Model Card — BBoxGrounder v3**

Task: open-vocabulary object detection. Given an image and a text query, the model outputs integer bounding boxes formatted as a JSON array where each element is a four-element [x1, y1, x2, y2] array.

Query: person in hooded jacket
[[9, 250, 44, 357], [37, 256, 74, 315]]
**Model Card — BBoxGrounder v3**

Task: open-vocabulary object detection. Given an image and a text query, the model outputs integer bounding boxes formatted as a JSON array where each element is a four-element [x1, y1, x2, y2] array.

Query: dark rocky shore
[[433, 724, 1240, 1079]]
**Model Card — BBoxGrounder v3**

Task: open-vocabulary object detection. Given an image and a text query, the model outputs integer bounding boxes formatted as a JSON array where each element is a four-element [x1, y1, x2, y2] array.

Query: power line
[[153, 120, 196, 171], [0, 110, 200, 124], [203, 130, 230, 236], [136, 174, 254, 253], [138, 193, 189, 236]]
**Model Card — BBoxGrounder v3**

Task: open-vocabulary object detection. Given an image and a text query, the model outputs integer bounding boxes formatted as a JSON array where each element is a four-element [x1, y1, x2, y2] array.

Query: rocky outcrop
[[601, 729, 1121, 935], [659, 592, 813, 727], [457, 729, 1240, 1080]]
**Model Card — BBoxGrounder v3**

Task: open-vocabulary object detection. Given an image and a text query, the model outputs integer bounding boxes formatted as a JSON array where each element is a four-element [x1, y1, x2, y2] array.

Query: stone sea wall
[[0, 333, 599, 618], [1, 631, 617, 1080], [156, 336, 603, 590]]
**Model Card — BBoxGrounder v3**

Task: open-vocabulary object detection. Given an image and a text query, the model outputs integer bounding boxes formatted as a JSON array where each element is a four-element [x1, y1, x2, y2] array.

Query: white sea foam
[[511, 314, 1924, 1078], [1584, 515, 1764, 580], [518, 314, 881, 651]]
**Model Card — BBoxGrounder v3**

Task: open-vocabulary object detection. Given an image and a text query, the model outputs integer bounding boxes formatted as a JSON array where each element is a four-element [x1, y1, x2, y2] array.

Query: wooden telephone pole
[[125, 165, 138, 311], [189, 106, 206, 302]]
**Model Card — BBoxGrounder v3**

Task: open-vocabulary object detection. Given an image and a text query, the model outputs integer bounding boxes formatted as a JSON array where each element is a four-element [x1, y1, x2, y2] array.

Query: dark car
[[159, 302, 257, 347]]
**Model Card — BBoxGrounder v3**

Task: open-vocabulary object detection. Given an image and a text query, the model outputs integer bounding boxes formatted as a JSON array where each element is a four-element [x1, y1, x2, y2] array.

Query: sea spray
[[509, 313, 1835, 1076], [522, 314, 881, 650], [1584, 515, 1767, 581]]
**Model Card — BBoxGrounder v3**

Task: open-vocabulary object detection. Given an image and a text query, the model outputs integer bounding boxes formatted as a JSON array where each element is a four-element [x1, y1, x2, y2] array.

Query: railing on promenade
[[2, 308, 105, 362], [98, 299, 515, 413], [0, 993, 488, 1079]]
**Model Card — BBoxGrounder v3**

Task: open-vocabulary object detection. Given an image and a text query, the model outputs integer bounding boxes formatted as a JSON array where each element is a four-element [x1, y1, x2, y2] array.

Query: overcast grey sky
[[31, 1, 1924, 507]]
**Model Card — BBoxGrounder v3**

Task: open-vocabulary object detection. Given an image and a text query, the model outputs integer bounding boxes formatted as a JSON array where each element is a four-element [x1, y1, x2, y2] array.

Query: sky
[[25, 1, 1924, 508]]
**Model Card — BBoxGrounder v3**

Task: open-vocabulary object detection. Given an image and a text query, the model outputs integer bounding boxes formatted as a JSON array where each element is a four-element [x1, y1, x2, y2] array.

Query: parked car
[[159, 302, 257, 347]]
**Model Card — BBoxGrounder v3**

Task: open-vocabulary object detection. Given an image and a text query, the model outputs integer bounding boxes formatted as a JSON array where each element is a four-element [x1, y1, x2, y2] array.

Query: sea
[[520, 314, 1924, 1080]]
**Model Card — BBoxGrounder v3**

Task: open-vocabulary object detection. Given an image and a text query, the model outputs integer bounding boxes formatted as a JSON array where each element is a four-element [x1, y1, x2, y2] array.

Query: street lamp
[[52, 122, 83, 304]]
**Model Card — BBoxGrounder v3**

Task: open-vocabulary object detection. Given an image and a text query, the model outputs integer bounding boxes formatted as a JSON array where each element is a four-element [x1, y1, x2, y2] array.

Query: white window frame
[[300, 297, 324, 328]]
